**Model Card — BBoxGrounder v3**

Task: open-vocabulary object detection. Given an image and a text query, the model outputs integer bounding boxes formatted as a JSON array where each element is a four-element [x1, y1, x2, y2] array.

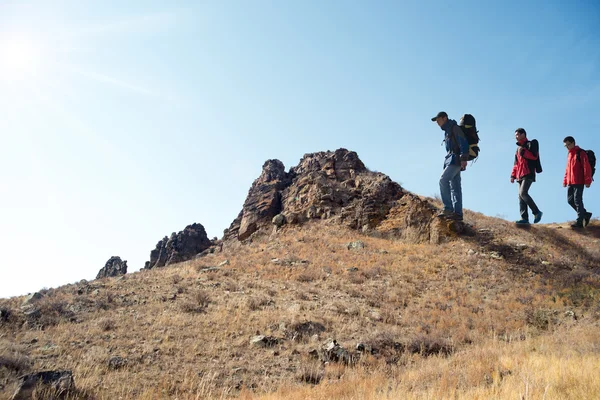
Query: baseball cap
[[431, 111, 448, 121]]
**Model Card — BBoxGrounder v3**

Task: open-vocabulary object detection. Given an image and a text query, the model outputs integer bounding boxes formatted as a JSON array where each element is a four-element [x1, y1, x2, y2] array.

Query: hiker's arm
[[563, 164, 568, 187], [511, 159, 517, 182]]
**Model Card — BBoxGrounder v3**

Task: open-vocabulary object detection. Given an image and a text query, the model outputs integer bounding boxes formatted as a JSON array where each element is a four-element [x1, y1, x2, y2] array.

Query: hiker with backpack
[[510, 128, 543, 225], [431, 111, 470, 221], [562, 136, 594, 228]]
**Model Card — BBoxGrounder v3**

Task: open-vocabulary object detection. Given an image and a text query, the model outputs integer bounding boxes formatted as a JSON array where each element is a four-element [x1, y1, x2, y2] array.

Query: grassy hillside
[[1, 209, 599, 399]]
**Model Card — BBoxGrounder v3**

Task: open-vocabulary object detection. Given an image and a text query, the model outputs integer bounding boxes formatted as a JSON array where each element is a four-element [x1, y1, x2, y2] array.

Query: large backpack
[[577, 149, 596, 180], [458, 114, 480, 160]]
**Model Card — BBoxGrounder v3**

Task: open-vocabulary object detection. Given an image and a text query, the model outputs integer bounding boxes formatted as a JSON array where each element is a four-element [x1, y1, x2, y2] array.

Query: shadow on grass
[[462, 221, 600, 281]]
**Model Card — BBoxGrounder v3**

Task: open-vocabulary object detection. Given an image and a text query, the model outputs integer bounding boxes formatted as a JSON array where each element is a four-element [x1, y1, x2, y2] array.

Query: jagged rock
[[11, 370, 74, 400], [96, 256, 127, 279], [21, 293, 42, 306], [145, 223, 212, 269], [225, 160, 292, 241], [224, 149, 457, 244]]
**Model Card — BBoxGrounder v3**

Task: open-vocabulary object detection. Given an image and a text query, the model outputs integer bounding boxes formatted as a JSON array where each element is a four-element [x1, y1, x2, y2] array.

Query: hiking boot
[[583, 212, 592, 227], [450, 213, 464, 221], [533, 211, 543, 224], [515, 219, 530, 225], [571, 222, 584, 229], [437, 210, 454, 218]]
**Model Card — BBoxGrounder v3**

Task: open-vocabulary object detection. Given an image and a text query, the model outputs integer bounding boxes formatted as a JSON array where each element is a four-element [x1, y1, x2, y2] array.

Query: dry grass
[[1, 218, 599, 399]]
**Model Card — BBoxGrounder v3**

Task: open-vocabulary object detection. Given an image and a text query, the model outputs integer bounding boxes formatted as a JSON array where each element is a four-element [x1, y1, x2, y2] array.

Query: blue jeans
[[439, 164, 462, 217]]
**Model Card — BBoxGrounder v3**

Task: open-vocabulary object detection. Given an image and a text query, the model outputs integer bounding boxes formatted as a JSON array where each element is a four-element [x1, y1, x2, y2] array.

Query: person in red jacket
[[563, 136, 593, 228], [510, 128, 543, 225]]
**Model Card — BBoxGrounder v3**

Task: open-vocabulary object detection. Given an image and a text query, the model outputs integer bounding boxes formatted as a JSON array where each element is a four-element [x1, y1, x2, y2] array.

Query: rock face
[[96, 257, 127, 279], [144, 223, 212, 269], [224, 148, 455, 243]]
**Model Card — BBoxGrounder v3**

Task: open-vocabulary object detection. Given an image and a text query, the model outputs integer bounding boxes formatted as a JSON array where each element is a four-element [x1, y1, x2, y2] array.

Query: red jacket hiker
[[511, 138, 539, 181], [564, 146, 593, 186]]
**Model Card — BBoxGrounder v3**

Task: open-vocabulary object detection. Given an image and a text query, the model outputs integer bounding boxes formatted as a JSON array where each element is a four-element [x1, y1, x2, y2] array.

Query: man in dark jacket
[[563, 136, 593, 228], [431, 111, 469, 221], [510, 128, 543, 225]]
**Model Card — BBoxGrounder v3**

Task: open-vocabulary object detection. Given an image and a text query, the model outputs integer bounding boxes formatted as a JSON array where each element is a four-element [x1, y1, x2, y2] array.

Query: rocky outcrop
[[224, 148, 457, 243], [144, 223, 212, 269], [96, 257, 127, 279]]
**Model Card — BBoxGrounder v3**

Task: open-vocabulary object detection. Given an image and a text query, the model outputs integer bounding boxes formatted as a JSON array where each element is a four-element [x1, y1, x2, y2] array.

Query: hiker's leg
[[573, 184, 586, 221], [518, 180, 529, 221], [439, 165, 460, 212], [567, 186, 577, 212], [519, 178, 540, 217], [449, 170, 463, 217]]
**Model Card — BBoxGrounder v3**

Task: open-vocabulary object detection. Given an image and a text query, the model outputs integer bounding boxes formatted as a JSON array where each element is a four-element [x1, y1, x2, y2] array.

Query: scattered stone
[[346, 241, 365, 250], [218, 260, 230, 267], [347, 267, 359, 272], [107, 356, 128, 370], [541, 261, 551, 266], [356, 343, 373, 354], [319, 339, 355, 365], [250, 335, 280, 347], [96, 256, 127, 279], [467, 249, 476, 256], [272, 214, 286, 227], [489, 251, 503, 260], [11, 370, 74, 400]]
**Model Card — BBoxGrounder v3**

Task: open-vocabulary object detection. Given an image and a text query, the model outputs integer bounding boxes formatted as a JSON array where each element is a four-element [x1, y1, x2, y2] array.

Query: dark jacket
[[564, 146, 593, 186], [511, 138, 540, 181], [441, 119, 469, 168]]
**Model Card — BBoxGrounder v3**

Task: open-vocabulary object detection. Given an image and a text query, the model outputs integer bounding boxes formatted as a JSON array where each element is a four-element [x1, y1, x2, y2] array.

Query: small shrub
[[180, 290, 211, 313], [0, 342, 32, 373], [96, 317, 116, 332], [247, 297, 271, 311]]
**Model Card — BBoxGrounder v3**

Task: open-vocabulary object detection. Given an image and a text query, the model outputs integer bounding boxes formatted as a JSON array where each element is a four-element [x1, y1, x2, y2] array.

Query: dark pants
[[567, 184, 587, 222], [518, 178, 540, 221]]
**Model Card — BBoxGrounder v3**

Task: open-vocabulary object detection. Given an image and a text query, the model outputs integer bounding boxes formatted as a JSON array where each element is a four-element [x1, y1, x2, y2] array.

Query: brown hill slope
[[1, 211, 599, 399]]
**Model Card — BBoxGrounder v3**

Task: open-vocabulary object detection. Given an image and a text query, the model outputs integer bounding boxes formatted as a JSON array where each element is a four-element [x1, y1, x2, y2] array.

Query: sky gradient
[[1, 0, 599, 297]]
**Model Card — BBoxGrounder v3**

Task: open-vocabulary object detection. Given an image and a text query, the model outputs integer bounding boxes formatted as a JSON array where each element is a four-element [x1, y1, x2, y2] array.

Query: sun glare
[[0, 35, 46, 82]]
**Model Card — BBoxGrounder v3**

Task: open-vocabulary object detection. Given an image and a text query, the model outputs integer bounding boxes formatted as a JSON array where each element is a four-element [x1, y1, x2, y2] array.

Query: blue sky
[[1, 0, 599, 298]]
